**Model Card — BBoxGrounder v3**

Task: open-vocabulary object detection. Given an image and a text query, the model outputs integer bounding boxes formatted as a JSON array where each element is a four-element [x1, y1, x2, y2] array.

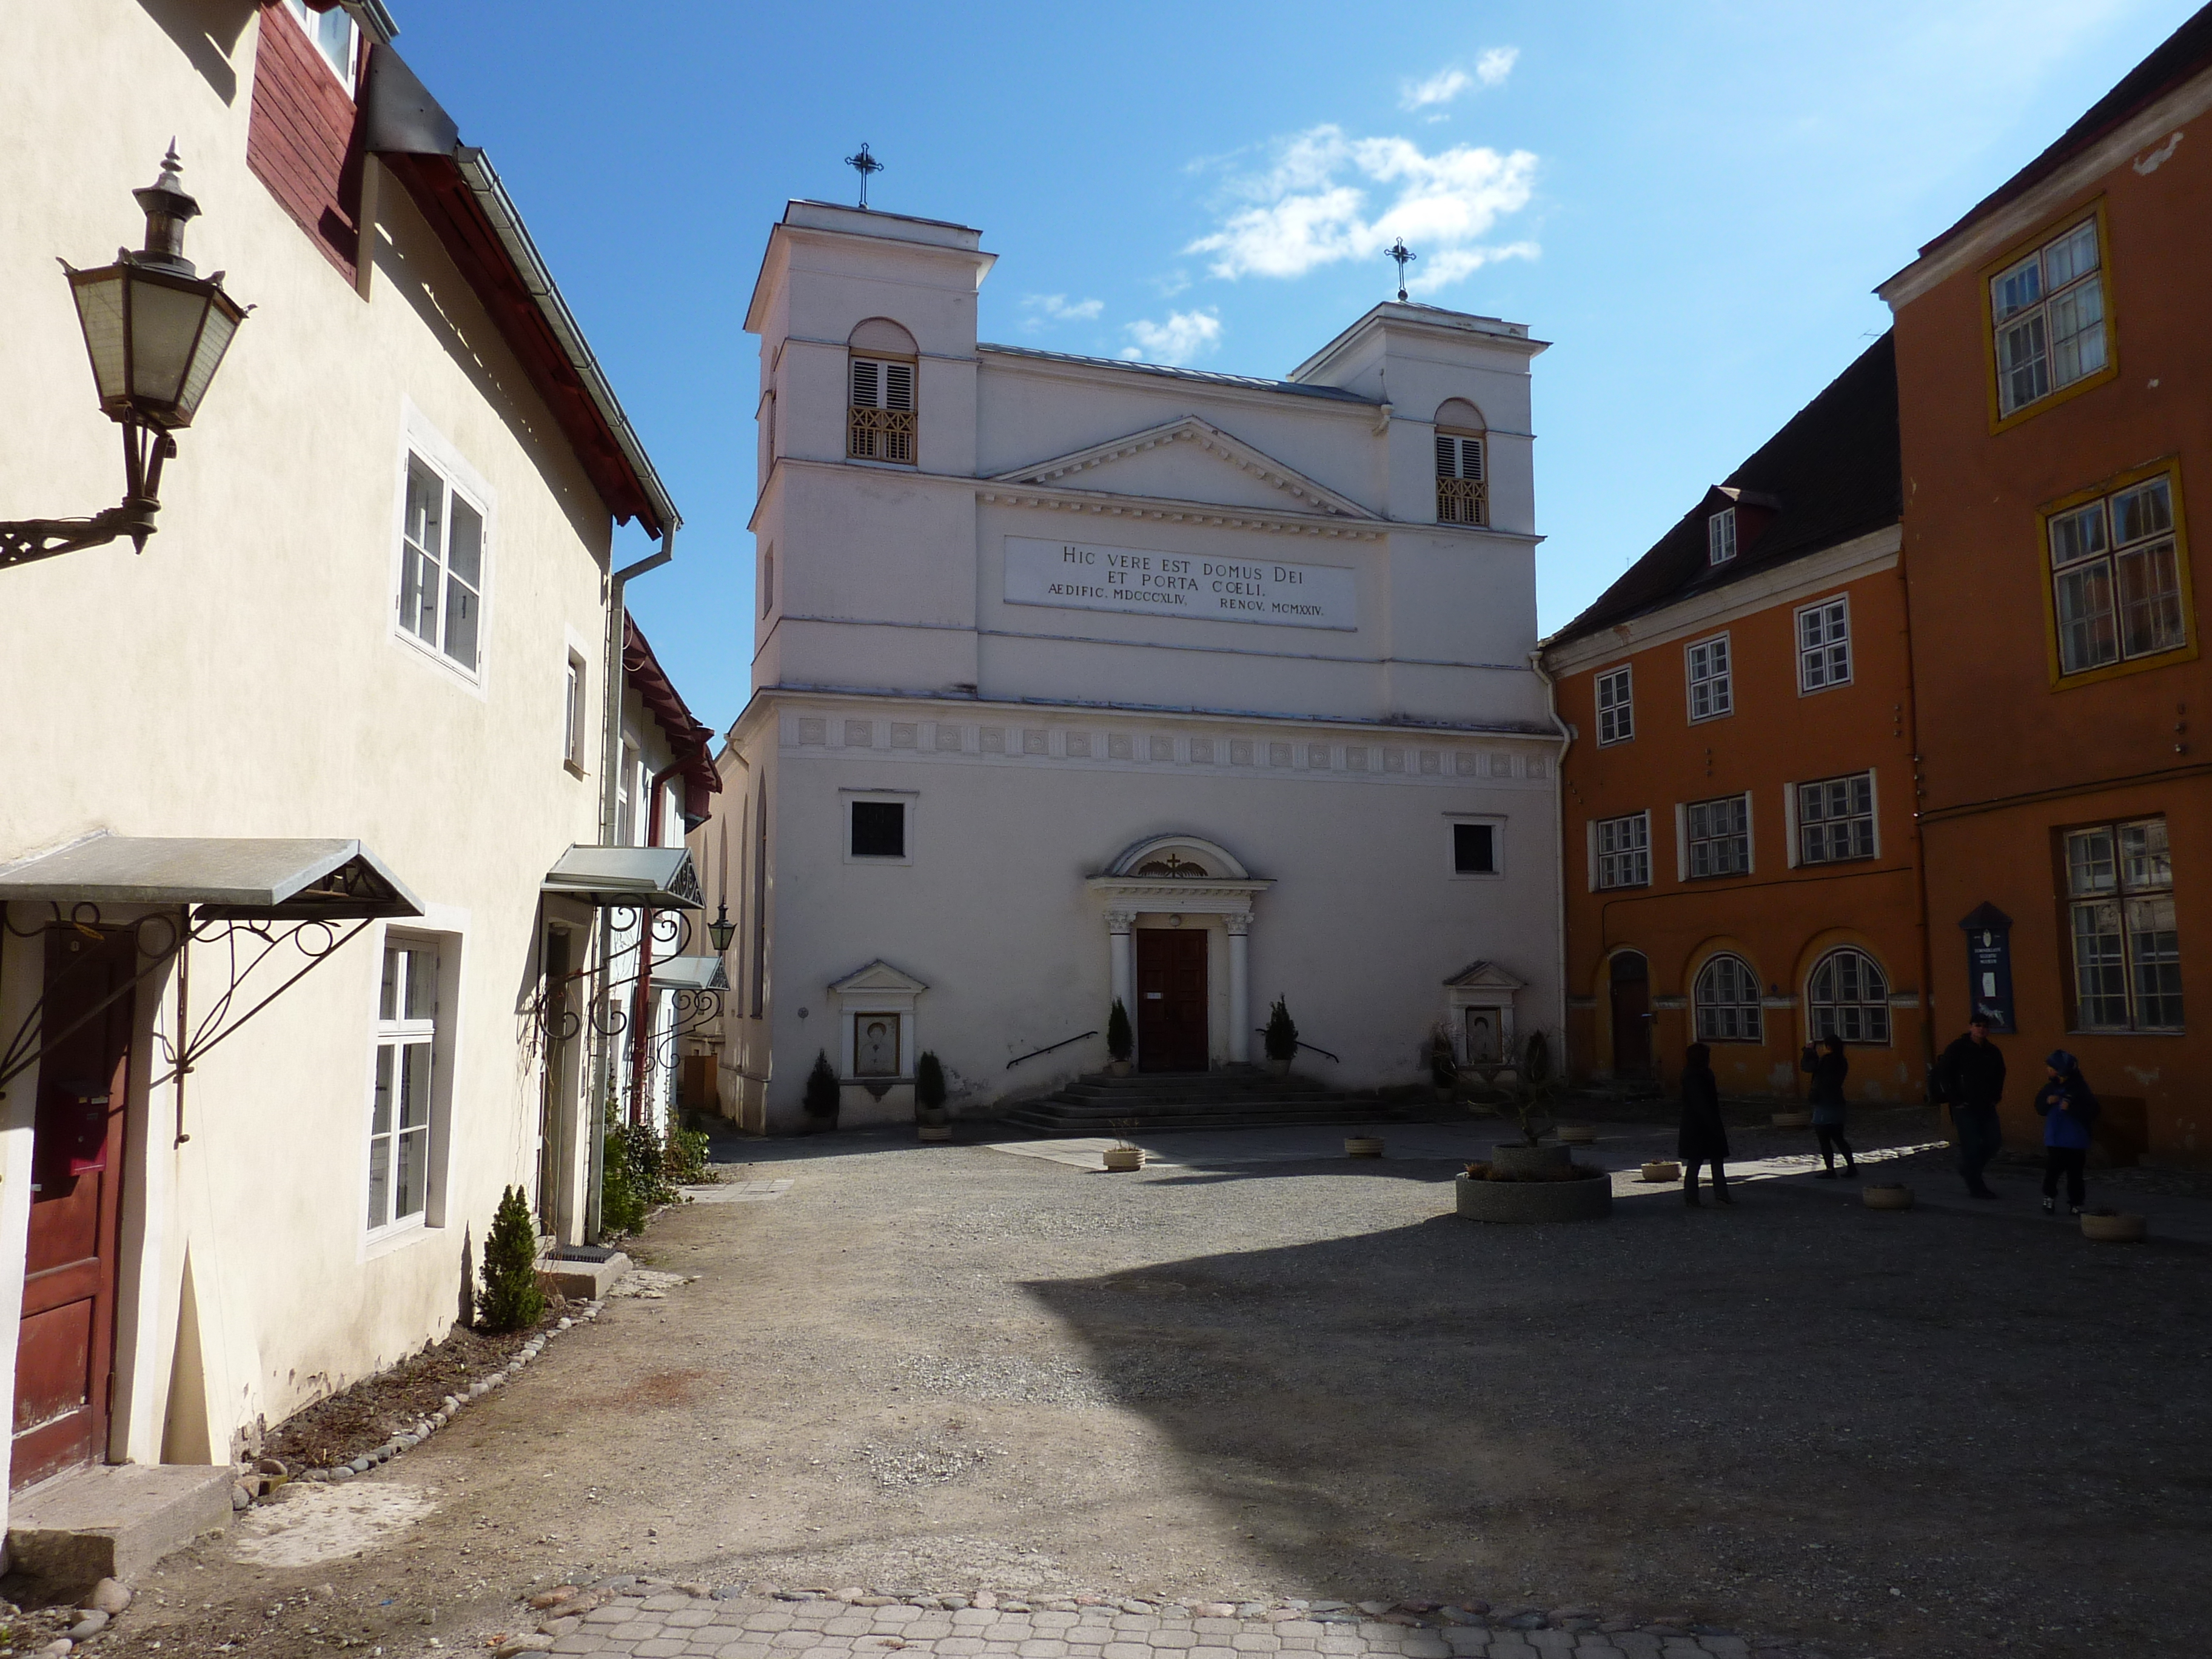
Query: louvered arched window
[[1694, 952, 1763, 1044], [1434, 398, 1487, 525], [1808, 949, 1891, 1045], [848, 318, 918, 464]]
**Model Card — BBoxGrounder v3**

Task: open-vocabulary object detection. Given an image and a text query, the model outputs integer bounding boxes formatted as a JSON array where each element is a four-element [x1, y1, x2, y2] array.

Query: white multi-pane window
[[1796, 595, 1851, 691], [2049, 473, 2186, 676], [848, 356, 916, 462], [616, 740, 639, 845], [398, 454, 485, 674], [1992, 216, 2108, 418], [1686, 793, 1751, 879], [1809, 949, 1891, 1045], [1595, 666, 1634, 745], [1595, 812, 1651, 890], [369, 942, 436, 1233], [1708, 508, 1737, 565], [1694, 953, 1762, 1042], [1686, 634, 1732, 722], [2067, 819, 2182, 1032], [562, 651, 586, 771], [283, 0, 358, 85], [1798, 772, 1875, 864], [1435, 431, 1487, 526]]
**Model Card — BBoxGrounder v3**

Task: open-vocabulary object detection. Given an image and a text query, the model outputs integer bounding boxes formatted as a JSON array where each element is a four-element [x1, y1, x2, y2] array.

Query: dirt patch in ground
[[263, 1303, 571, 1470]]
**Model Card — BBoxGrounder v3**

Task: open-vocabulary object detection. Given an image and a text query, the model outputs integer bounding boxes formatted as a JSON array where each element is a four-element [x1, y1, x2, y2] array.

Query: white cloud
[[1119, 309, 1223, 366], [1185, 125, 1538, 293], [1399, 67, 1470, 110], [1018, 293, 1104, 333], [1475, 46, 1518, 88]]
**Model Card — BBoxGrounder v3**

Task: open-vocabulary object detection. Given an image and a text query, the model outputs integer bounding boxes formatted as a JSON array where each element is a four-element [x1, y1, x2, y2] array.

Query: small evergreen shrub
[[916, 1051, 947, 1116], [476, 1184, 546, 1333], [666, 1125, 712, 1185], [601, 1131, 647, 1235], [803, 1050, 840, 1119], [1264, 996, 1299, 1064], [1106, 999, 1133, 1062]]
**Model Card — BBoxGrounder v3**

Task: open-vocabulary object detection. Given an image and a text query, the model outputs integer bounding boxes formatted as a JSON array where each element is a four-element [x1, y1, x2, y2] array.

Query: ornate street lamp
[[2, 146, 248, 571], [707, 900, 737, 953]]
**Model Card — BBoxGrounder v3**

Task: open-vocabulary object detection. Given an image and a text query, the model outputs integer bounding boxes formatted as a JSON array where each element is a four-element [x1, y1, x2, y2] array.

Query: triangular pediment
[[1444, 959, 1526, 991], [990, 417, 1377, 520], [828, 958, 930, 996]]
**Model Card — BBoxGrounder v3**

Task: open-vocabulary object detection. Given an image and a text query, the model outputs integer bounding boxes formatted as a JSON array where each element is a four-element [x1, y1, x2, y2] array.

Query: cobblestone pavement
[[519, 1583, 1786, 1659]]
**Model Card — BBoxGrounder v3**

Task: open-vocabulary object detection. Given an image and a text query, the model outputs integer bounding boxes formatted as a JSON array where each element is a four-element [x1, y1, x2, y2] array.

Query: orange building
[[1544, 338, 1929, 1100], [1880, 11, 2212, 1165]]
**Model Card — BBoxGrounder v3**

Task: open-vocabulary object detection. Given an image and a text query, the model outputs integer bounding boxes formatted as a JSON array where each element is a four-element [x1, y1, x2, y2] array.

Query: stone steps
[[1002, 1070, 1392, 1135]]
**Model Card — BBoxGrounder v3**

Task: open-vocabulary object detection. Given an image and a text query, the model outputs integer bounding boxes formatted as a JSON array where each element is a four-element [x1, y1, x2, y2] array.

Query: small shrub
[[916, 1050, 947, 1117], [1264, 996, 1299, 1064], [1427, 1023, 1460, 1089], [665, 1126, 712, 1185], [601, 1136, 647, 1235], [803, 1050, 840, 1120], [620, 1119, 677, 1208], [1106, 999, 1134, 1063], [476, 1184, 546, 1333]]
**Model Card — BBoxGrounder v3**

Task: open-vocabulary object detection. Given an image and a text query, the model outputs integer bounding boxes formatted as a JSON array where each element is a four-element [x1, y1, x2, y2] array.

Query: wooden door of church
[[1136, 930, 1208, 1072], [15, 927, 134, 1492]]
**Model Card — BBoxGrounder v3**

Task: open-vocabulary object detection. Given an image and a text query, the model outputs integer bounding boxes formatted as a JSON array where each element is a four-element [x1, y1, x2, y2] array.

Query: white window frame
[[1595, 664, 1634, 746], [1991, 215, 2108, 420], [562, 649, 588, 776], [1685, 632, 1732, 723], [391, 407, 494, 694], [843, 788, 916, 866], [282, 0, 360, 90], [1708, 508, 1737, 566], [367, 936, 441, 1241], [617, 739, 640, 846], [1591, 811, 1652, 891], [2048, 471, 2187, 677], [2065, 817, 2182, 1033], [1792, 770, 1878, 866], [1807, 948, 1892, 1045], [1694, 952, 1763, 1044], [1684, 791, 1753, 880], [1795, 594, 1852, 693], [1447, 815, 1506, 880]]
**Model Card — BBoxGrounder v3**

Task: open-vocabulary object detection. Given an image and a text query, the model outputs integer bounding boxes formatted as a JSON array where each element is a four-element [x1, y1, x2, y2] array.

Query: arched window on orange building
[[1694, 953, 1762, 1043], [1808, 949, 1890, 1044]]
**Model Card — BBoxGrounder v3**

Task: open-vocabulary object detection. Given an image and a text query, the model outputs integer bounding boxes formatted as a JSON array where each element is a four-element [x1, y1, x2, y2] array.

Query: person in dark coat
[[2034, 1049, 2100, 1215], [1678, 1042, 1732, 1207], [1934, 1013, 2007, 1198], [1801, 1034, 1857, 1178]]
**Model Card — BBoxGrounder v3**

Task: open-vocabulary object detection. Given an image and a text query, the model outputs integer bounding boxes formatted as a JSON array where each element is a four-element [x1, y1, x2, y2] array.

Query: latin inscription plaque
[[1002, 535, 1356, 631]]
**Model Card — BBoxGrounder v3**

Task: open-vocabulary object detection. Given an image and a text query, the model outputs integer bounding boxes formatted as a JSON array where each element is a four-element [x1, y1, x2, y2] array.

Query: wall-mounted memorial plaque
[[1003, 535, 1357, 631]]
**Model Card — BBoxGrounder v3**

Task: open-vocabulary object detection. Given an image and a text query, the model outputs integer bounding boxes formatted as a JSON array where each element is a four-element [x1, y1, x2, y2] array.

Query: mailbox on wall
[[1959, 902, 2016, 1034]]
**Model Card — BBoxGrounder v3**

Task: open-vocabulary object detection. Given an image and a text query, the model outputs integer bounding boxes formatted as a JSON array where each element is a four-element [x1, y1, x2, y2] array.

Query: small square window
[[850, 800, 906, 859], [1453, 822, 1498, 875]]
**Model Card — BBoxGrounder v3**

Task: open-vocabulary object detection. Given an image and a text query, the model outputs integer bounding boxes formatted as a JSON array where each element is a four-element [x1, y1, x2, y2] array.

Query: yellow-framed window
[[2042, 460, 2193, 685], [1985, 205, 2116, 428]]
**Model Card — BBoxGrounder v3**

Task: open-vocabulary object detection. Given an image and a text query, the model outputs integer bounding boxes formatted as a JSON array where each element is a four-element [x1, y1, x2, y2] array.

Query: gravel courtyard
[[98, 1112, 2212, 1659]]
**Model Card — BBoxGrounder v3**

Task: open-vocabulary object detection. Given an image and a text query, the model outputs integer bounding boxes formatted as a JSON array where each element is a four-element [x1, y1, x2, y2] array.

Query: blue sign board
[[1959, 902, 2016, 1034]]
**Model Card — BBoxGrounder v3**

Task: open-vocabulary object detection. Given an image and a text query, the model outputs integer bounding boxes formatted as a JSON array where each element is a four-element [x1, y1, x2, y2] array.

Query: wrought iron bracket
[[2, 420, 173, 570], [528, 905, 692, 1047]]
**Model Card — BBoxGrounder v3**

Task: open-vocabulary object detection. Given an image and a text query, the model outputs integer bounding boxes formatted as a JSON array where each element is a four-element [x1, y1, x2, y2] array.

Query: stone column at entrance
[[1106, 910, 1134, 1036], [1226, 913, 1251, 1065]]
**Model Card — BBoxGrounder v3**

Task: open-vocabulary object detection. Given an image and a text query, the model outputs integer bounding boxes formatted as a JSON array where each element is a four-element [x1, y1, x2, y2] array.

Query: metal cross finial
[[1386, 238, 1416, 301], [845, 142, 885, 209]]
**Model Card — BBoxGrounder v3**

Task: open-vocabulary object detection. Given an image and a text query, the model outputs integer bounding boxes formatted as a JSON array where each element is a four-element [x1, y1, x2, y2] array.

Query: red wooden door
[[15, 928, 133, 1491], [1136, 930, 1208, 1073]]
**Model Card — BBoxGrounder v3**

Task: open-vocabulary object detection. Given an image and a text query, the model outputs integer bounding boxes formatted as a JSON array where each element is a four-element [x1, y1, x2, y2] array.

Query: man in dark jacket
[[1935, 1014, 2007, 1198]]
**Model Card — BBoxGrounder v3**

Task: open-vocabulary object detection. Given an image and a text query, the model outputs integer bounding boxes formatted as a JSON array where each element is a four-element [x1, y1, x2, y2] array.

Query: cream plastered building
[[702, 201, 1564, 1133], [0, 0, 692, 1516]]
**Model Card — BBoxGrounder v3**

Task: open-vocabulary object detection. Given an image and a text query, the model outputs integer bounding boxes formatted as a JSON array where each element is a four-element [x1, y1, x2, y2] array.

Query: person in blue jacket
[[2033, 1049, 2099, 1216]]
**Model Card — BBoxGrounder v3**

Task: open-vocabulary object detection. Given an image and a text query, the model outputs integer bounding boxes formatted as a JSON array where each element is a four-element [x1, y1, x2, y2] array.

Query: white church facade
[[697, 199, 1564, 1131]]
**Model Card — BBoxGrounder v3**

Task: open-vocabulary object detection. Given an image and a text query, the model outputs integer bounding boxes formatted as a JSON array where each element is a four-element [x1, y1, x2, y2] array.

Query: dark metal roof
[[1917, 2, 2212, 261], [979, 343, 1375, 405], [1549, 333, 1900, 648], [0, 836, 422, 919]]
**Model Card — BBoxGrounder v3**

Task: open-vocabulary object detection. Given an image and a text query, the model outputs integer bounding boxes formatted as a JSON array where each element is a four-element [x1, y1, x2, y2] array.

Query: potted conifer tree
[[916, 1050, 951, 1142], [803, 1049, 840, 1133], [1264, 996, 1298, 1078], [1105, 997, 1134, 1076]]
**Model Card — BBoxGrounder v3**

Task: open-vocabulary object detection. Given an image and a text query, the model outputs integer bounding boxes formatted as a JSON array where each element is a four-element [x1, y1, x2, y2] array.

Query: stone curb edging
[[496, 1578, 1833, 1659], [233, 1302, 607, 1504]]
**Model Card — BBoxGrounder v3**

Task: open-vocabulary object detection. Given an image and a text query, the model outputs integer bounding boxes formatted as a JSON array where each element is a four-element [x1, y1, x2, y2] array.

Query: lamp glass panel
[[127, 273, 212, 412], [69, 269, 129, 404], [173, 298, 241, 424]]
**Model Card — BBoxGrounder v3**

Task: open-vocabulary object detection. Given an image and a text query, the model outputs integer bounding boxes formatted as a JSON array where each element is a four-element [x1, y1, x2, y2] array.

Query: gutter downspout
[[586, 532, 675, 1240], [1529, 648, 1574, 1062], [628, 758, 686, 1127], [1897, 538, 1940, 1105]]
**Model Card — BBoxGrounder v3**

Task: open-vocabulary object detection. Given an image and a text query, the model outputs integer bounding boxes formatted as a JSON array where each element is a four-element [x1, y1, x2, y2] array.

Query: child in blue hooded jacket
[[2034, 1050, 2099, 1216]]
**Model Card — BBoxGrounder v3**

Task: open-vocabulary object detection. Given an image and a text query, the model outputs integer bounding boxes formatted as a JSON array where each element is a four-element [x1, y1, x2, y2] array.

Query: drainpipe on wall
[[1529, 648, 1575, 1059], [1895, 545, 1940, 1101], [586, 531, 674, 1241]]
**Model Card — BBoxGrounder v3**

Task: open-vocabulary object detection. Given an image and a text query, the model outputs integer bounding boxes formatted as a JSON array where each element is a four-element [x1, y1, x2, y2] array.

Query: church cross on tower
[[1386, 238, 1416, 301], [844, 142, 885, 209]]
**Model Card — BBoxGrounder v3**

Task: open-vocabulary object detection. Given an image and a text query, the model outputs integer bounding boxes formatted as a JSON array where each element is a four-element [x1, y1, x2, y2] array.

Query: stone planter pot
[[1455, 1168, 1612, 1224], [1640, 1159, 1681, 1183], [1555, 1125, 1597, 1145], [1490, 1142, 1574, 1179], [917, 1122, 951, 1142], [1267, 1057, 1293, 1078], [1102, 1145, 1145, 1172], [1863, 1183, 1914, 1210], [1107, 1059, 1133, 1077], [2080, 1209, 2146, 1242], [1771, 1110, 1814, 1128], [1344, 1136, 1386, 1159]]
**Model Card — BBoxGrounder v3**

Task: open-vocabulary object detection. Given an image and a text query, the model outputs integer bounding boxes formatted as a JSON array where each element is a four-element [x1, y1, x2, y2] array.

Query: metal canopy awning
[[541, 845, 703, 911], [651, 955, 729, 993], [0, 835, 423, 919]]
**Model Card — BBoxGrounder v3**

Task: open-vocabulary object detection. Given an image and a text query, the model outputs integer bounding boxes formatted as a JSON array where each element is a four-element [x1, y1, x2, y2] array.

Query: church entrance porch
[[1135, 928, 1207, 1072]]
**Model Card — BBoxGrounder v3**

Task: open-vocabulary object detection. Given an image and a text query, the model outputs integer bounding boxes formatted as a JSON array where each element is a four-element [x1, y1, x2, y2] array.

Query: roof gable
[[990, 417, 1375, 521], [828, 959, 930, 996]]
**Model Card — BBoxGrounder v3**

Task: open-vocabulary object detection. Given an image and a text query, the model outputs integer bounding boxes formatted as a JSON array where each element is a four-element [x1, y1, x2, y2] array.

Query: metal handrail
[[1006, 1029, 1099, 1070], [1252, 1031, 1341, 1063]]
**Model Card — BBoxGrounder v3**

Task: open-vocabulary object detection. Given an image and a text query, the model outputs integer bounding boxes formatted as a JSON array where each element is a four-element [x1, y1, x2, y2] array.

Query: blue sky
[[390, 0, 2200, 734]]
